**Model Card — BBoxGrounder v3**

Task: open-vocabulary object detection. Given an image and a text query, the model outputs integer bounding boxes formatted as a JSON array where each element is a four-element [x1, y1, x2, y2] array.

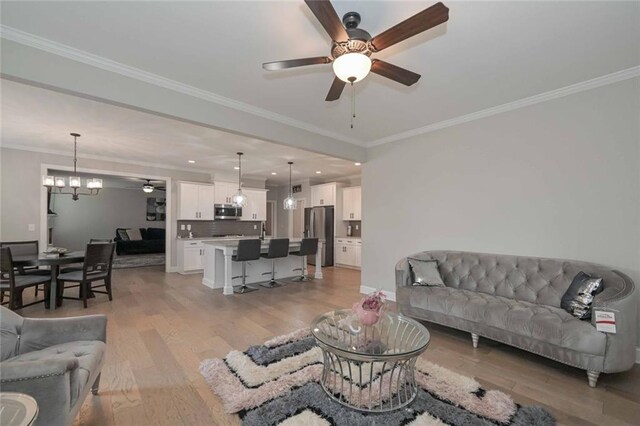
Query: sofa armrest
[[1, 358, 79, 382], [591, 270, 637, 372], [19, 315, 107, 354], [395, 258, 412, 288], [1, 359, 76, 425]]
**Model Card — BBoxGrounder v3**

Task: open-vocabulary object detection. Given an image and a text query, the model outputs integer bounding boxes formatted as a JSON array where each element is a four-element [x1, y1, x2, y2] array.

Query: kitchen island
[[202, 238, 323, 295]]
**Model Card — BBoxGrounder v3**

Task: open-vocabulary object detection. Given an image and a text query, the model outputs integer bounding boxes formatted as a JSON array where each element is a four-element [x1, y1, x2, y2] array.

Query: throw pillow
[[561, 271, 604, 320], [126, 228, 143, 241], [408, 258, 445, 287], [116, 228, 130, 241]]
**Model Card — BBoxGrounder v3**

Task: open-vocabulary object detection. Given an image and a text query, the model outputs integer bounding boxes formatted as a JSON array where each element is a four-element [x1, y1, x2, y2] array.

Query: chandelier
[[283, 161, 297, 210], [42, 133, 102, 201]]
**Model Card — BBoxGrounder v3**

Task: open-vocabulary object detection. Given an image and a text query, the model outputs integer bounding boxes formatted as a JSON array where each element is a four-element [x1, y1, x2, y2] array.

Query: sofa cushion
[[115, 228, 129, 241], [409, 286, 606, 356], [145, 227, 165, 240], [6, 340, 105, 406], [408, 258, 444, 287], [126, 228, 143, 241]]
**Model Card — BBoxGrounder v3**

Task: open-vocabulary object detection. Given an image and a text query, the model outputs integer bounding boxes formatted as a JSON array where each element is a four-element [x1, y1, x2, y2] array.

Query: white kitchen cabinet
[[177, 182, 215, 220], [214, 181, 237, 205], [241, 189, 267, 221], [178, 240, 206, 273], [311, 183, 337, 207], [335, 238, 361, 268], [342, 186, 361, 221]]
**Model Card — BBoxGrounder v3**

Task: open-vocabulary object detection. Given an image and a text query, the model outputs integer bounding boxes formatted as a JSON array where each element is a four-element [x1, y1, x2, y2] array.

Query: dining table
[[12, 251, 85, 310]]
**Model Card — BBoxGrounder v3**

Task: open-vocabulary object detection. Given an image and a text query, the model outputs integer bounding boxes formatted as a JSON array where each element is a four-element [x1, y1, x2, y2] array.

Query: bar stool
[[232, 239, 262, 294], [260, 238, 290, 288], [289, 238, 318, 282]]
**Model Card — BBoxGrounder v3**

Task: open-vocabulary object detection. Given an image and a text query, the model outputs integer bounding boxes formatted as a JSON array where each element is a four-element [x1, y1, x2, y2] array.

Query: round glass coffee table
[[311, 309, 430, 413]]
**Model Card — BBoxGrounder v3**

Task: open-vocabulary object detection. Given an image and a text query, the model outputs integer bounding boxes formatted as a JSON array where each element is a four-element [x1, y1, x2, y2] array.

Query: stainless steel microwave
[[214, 204, 242, 220]]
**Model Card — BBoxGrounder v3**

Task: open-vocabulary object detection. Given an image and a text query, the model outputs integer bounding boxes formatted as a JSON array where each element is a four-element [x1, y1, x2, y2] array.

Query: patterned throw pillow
[[126, 228, 143, 241], [116, 228, 129, 241], [408, 258, 445, 287], [561, 271, 604, 320]]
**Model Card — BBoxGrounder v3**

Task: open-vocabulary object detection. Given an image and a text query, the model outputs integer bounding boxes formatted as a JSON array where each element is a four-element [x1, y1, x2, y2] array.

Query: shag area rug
[[112, 253, 165, 269], [200, 328, 555, 426]]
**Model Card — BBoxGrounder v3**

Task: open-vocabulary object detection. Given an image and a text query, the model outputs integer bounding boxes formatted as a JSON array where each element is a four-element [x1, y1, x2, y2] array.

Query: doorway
[[291, 199, 306, 238], [265, 200, 276, 237]]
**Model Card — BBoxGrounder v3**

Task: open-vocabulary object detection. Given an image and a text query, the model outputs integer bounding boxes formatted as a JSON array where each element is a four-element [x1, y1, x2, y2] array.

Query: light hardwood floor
[[16, 265, 640, 426]]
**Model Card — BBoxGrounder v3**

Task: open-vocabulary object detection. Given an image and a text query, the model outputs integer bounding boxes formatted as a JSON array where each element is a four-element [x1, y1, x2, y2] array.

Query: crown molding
[[0, 143, 214, 175], [0, 25, 365, 147], [367, 66, 640, 147]]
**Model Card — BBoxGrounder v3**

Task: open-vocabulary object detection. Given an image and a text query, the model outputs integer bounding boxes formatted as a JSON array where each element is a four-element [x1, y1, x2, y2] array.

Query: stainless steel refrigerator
[[304, 206, 334, 267]]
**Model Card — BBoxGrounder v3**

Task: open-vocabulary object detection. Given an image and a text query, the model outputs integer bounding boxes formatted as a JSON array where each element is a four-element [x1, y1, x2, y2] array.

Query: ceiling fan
[[126, 178, 166, 193], [262, 1, 449, 101]]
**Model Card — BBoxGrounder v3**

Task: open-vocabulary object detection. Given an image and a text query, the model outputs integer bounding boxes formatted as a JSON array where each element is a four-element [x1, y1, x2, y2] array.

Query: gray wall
[[51, 188, 165, 251], [362, 78, 640, 307], [0, 147, 210, 268]]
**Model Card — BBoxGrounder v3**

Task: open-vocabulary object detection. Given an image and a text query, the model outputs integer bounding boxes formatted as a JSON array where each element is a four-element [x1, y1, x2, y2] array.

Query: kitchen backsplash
[[177, 220, 262, 238], [347, 221, 362, 237]]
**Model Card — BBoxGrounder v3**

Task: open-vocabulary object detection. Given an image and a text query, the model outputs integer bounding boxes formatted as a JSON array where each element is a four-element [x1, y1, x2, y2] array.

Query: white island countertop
[[201, 238, 324, 295]]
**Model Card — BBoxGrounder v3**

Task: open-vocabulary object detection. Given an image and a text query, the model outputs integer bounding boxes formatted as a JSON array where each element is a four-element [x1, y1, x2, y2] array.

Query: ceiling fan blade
[[304, 0, 349, 42], [369, 2, 449, 52], [263, 56, 332, 71], [371, 60, 421, 86], [325, 77, 346, 101]]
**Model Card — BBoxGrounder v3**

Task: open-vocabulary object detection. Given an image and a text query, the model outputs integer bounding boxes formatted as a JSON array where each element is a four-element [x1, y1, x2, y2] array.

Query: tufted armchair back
[[404, 251, 627, 308]]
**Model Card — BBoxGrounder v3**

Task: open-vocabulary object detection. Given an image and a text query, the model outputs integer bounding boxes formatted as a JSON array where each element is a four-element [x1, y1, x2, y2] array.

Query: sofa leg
[[587, 370, 600, 388], [91, 373, 101, 395], [471, 333, 479, 348]]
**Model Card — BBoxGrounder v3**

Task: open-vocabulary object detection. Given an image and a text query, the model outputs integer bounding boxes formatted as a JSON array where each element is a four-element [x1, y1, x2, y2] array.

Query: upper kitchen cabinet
[[241, 189, 267, 221], [311, 182, 342, 207], [214, 181, 237, 205], [177, 182, 215, 220], [342, 186, 361, 221]]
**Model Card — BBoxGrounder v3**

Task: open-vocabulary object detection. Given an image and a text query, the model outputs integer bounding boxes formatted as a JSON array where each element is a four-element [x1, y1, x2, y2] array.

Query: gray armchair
[[0, 306, 107, 425]]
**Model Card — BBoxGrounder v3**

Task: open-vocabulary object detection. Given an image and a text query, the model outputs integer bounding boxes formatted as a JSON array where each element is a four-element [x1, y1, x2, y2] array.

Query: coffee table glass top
[[311, 309, 430, 358]]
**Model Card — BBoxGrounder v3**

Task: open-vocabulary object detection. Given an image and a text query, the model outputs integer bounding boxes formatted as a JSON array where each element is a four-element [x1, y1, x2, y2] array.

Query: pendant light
[[232, 152, 248, 207], [283, 161, 296, 210], [42, 133, 102, 201]]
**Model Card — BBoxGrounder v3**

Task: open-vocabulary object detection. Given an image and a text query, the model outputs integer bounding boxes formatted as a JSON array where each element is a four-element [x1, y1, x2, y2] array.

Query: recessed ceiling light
[[188, 160, 196, 164], [271, 172, 277, 175], [234, 166, 240, 170], [354, 162, 361, 166], [315, 171, 322, 174]]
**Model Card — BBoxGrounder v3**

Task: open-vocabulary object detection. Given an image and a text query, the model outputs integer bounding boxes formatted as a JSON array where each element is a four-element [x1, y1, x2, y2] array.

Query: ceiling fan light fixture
[[143, 183, 154, 193], [332, 53, 371, 83]]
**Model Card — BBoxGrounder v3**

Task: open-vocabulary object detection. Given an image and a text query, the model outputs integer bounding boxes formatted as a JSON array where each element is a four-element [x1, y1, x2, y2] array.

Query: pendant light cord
[[237, 152, 242, 191], [288, 162, 293, 197], [350, 81, 355, 129], [73, 135, 78, 173]]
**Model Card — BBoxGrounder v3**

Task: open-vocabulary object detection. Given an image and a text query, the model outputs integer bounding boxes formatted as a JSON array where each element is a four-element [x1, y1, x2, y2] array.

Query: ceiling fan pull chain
[[350, 80, 356, 129]]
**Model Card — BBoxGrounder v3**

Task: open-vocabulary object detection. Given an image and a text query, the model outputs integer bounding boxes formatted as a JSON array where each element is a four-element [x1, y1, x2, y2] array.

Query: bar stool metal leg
[[291, 255, 312, 282], [233, 262, 258, 294], [260, 259, 285, 288]]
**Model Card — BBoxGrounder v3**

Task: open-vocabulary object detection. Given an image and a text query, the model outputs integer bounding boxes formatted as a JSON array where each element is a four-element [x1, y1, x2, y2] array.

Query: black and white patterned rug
[[200, 328, 556, 425], [112, 253, 165, 269]]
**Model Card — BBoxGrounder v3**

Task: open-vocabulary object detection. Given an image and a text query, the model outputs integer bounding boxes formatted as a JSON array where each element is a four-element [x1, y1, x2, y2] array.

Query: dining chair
[[0, 247, 51, 310], [57, 242, 115, 308], [59, 238, 113, 274], [0, 240, 50, 296]]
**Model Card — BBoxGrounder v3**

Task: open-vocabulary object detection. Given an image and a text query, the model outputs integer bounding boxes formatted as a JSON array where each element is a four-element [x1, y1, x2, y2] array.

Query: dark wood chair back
[[82, 242, 116, 279], [0, 247, 16, 289], [0, 240, 38, 256], [89, 239, 112, 243]]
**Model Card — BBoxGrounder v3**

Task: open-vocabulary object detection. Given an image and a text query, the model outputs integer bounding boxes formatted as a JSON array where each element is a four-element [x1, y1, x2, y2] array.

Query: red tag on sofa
[[594, 311, 616, 333]]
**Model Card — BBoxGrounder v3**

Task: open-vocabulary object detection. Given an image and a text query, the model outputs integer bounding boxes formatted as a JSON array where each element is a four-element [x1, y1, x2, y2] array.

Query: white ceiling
[[1, 1, 638, 145], [0, 80, 361, 184]]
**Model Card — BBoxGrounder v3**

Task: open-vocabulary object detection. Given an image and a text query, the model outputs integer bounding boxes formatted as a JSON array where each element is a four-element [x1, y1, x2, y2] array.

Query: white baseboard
[[167, 266, 179, 273], [360, 285, 396, 302], [636, 347, 640, 364]]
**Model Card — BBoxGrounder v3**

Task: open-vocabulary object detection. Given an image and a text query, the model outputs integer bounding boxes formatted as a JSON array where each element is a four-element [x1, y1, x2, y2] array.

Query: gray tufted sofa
[[0, 306, 107, 425], [396, 251, 637, 387]]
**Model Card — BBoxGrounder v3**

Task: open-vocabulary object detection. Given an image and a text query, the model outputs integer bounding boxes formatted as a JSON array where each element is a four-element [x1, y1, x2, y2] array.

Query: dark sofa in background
[[114, 227, 165, 255]]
